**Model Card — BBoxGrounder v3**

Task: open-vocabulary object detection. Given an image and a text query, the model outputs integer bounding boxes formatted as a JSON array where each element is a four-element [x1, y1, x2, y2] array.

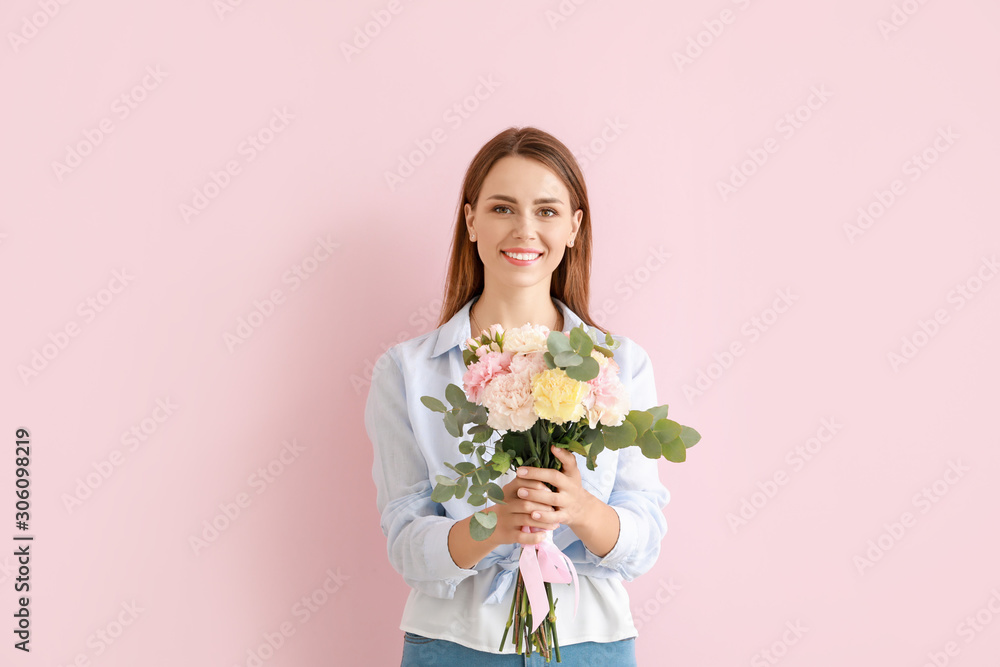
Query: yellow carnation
[[531, 368, 590, 424]]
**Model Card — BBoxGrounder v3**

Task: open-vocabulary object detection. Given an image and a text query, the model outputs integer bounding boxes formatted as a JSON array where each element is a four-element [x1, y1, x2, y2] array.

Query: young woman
[[365, 126, 669, 666]]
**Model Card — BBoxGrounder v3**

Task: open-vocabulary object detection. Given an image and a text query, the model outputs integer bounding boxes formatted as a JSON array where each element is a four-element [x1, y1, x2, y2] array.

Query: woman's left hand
[[514, 445, 594, 529]]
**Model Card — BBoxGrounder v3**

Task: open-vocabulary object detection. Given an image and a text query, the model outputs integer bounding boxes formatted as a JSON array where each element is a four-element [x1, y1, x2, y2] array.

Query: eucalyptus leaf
[[454, 461, 476, 475], [680, 426, 701, 448], [565, 356, 599, 382], [661, 436, 687, 462], [443, 412, 462, 438], [547, 332, 572, 355], [455, 475, 468, 498], [554, 350, 581, 367], [652, 418, 682, 444], [570, 328, 593, 356], [593, 344, 614, 359], [485, 482, 505, 503], [625, 410, 654, 436], [421, 396, 447, 413], [468, 493, 486, 507], [458, 440, 474, 455], [435, 474, 457, 486], [646, 405, 670, 422], [601, 421, 637, 450], [543, 351, 557, 369], [431, 484, 455, 503], [445, 383, 468, 409], [490, 450, 511, 472], [637, 430, 662, 459], [470, 511, 497, 541]]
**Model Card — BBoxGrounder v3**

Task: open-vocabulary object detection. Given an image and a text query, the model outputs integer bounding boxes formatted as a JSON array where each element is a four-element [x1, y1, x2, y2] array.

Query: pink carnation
[[462, 351, 512, 404], [582, 358, 629, 426], [480, 370, 538, 431]]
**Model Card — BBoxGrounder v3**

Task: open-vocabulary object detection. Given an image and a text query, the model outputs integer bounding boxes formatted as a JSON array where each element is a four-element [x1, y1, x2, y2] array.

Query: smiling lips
[[501, 249, 542, 265]]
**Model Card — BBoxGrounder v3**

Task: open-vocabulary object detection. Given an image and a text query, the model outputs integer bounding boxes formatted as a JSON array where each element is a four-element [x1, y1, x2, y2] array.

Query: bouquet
[[420, 321, 700, 662]]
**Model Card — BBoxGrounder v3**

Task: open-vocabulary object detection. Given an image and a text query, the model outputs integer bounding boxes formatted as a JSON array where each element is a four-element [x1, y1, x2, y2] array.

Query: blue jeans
[[400, 632, 637, 666]]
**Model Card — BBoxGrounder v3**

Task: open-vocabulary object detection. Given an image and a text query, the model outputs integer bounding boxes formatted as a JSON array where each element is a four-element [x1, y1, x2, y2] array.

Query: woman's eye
[[539, 208, 557, 217], [493, 205, 512, 214]]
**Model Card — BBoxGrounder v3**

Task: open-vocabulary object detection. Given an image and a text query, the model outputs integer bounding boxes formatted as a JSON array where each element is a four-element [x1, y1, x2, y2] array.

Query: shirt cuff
[[427, 518, 479, 590], [583, 505, 637, 573]]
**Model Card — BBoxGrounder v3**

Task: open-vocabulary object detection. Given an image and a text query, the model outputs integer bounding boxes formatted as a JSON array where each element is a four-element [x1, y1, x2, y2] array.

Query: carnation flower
[[582, 356, 629, 426], [463, 351, 512, 404], [480, 371, 538, 431], [531, 368, 590, 425], [502, 323, 552, 354]]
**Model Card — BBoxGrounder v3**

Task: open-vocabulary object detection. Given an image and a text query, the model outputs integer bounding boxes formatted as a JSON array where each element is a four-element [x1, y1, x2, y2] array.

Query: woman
[[365, 126, 669, 665]]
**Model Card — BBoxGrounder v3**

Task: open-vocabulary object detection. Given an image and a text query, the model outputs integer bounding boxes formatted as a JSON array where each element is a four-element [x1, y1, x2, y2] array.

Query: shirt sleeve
[[365, 347, 479, 599], [578, 341, 670, 580]]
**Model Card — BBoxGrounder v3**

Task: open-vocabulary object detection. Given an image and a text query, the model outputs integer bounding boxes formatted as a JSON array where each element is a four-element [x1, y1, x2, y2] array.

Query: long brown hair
[[436, 126, 609, 336]]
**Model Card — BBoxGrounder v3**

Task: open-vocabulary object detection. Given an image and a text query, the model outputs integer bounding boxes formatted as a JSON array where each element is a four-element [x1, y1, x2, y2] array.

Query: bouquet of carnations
[[420, 321, 700, 662]]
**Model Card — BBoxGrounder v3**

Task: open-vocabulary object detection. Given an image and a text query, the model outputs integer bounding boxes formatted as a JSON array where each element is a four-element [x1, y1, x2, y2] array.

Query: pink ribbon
[[518, 526, 579, 634]]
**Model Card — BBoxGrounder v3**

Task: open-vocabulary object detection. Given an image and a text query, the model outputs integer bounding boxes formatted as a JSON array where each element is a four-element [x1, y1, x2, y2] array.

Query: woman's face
[[465, 155, 582, 293]]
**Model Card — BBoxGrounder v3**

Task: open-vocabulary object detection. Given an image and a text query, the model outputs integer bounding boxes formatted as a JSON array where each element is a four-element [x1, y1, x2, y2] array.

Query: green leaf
[[455, 475, 468, 498], [637, 430, 662, 459], [565, 356, 599, 382], [646, 405, 670, 422], [625, 410, 654, 435], [485, 482, 505, 503], [469, 484, 485, 497], [431, 484, 455, 503], [569, 327, 594, 356], [680, 426, 701, 449], [601, 421, 637, 451], [454, 461, 476, 475], [554, 350, 581, 367], [592, 344, 615, 359], [561, 440, 587, 457], [445, 383, 469, 408], [468, 493, 486, 507], [463, 348, 477, 367], [470, 511, 497, 541], [547, 331, 572, 355], [458, 441, 474, 455], [543, 351, 556, 369], [421, 396, 447, 413], [435, 474, 457, 486], [661, 436, 687, 462], [490, 449, 511, 472], [443, 412, 462, 438], [585, 439, 604, 470], [652, 418, 682, 444]]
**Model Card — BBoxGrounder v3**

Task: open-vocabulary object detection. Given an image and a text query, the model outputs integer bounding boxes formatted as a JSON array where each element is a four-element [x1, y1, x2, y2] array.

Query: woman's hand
[[481, 472, 562, 548], [514, 445, 621, 558]]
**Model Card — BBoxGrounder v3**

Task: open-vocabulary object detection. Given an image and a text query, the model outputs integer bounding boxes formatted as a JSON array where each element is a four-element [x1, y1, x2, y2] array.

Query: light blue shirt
[[365, 295, 670, 652]]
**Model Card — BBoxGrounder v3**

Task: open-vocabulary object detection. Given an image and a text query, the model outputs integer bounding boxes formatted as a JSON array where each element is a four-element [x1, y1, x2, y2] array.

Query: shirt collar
[[430, 295, 585, 358]]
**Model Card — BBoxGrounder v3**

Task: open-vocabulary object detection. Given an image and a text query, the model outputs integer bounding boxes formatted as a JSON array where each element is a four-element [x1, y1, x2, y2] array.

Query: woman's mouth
[[501, 250, 542, 266]]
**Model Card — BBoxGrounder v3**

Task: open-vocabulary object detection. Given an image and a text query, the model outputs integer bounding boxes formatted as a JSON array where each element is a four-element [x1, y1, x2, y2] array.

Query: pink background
[[3, 1, 999, 665]]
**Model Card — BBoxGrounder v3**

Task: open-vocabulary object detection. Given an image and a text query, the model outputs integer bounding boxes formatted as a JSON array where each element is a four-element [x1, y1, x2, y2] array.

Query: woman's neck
[[470, 293, 564, 333]]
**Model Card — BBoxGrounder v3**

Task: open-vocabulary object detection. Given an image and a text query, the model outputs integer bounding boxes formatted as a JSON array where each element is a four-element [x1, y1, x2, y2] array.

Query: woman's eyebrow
[[485, 194, 564, 205]]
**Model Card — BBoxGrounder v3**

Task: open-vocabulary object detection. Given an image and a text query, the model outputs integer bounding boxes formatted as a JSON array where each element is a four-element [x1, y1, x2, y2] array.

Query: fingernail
[[532, 512, 540, 519], [518, 468, 527, 476], [518, 489, 527, 497]]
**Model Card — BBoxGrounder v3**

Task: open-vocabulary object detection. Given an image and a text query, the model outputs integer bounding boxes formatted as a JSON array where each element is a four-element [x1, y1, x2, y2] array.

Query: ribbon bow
[[518, 526, 579, 633]]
